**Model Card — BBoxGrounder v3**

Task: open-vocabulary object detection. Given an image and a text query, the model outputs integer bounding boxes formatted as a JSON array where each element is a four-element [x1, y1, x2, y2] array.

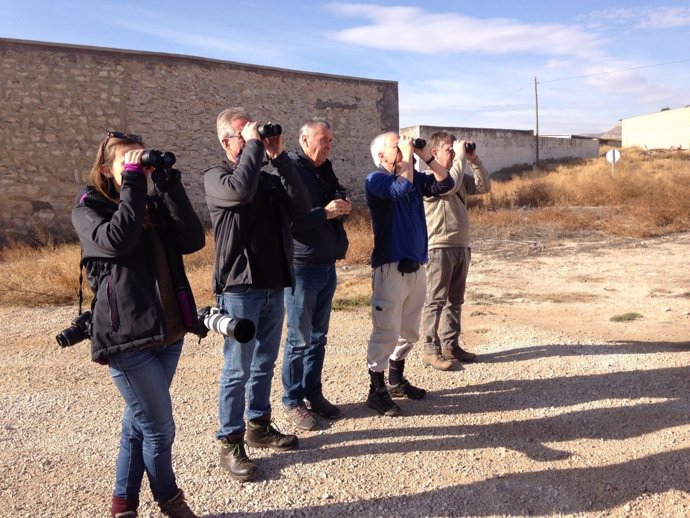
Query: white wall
[[401, 125, 599, 174], [622, 107, 690, 150]]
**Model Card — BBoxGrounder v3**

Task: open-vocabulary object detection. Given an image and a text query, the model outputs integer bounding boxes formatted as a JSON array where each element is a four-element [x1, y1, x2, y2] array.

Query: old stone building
[[1, 38, 398, 243]]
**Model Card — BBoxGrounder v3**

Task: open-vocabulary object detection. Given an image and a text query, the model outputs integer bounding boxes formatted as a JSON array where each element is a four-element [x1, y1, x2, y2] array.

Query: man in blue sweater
[[364, 132, 454, 416]]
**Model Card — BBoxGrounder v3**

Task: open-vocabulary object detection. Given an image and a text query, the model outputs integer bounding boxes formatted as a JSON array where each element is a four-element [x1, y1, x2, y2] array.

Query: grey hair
[[216, 107, 252, 143], [299, 118, 332, 143], [370, 131, 396, 167]]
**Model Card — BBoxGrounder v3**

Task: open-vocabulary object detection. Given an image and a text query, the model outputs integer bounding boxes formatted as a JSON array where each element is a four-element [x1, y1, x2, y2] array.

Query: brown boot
[[421, 351, 454, 371], [245, 415, 298, 451], [158, 489, 197, 518], [219, 433, 257, 481], [443, 345, 477, 363]]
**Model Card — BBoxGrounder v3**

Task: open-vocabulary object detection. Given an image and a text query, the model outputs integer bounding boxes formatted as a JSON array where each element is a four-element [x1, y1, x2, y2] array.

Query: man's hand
[[241, 121, 261, 142], [324, 198, 352, 220], [264, 133, 284, 160]]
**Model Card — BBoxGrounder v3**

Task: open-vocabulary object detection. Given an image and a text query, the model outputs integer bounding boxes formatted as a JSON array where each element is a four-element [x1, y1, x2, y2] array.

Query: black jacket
[[288, 150, 349, 264], [204, 140, 310, 293], [71, 169, 205, 363]]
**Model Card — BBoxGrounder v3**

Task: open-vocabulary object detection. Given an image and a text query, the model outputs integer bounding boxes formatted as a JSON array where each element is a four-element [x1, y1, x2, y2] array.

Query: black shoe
[[219, 435, 256, 482], [387, 378, 426, 400], [245, 417, 298, 451], [366, 388, 401, 416], [306, 395, 343, 420]]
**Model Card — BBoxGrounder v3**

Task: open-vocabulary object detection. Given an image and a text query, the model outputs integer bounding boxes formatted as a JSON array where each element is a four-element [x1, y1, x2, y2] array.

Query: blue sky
[[2, 0, 688, 134]]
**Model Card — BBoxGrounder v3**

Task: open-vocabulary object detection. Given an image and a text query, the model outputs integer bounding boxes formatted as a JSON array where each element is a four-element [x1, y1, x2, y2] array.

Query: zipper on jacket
[[106, 275, 120, 331]]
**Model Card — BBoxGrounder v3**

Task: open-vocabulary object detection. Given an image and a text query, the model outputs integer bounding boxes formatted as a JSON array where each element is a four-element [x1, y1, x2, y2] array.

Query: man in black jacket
[[281, 118, 351, 430], [204, 108, 309, 482]]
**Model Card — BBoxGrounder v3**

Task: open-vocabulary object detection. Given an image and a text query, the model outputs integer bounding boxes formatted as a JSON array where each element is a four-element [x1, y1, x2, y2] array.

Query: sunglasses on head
[[100, 131, 143, 162]]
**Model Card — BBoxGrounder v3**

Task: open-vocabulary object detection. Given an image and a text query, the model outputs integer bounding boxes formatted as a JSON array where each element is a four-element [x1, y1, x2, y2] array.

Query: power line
[[538, 58, 690, 85]]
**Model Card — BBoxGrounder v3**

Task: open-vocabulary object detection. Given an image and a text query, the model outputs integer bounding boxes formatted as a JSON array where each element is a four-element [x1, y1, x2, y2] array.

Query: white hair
[[370, 132, 395, 167]]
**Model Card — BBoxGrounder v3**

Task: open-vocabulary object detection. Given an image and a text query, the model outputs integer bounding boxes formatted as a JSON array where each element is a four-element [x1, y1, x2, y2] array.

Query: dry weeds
[[1, 148, 688, 308]]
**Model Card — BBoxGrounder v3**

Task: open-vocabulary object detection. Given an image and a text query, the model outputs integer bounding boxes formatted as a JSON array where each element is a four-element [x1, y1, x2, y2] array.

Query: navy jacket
[[72, 169, 205, 363], [288, 150, 349, 264], [365, 167, 454, 268]]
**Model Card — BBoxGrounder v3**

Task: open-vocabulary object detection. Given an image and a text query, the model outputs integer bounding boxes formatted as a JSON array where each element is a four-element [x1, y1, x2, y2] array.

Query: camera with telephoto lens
[[412, 138, 426, 149], [464, 141, 476, 153], [257, 123, 282, 138], [197, 306, 256, 343], [56, 311, 92, 348]]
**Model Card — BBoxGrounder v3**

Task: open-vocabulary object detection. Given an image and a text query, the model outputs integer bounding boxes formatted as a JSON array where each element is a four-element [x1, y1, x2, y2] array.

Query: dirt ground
[[1, 232, 688, 517]]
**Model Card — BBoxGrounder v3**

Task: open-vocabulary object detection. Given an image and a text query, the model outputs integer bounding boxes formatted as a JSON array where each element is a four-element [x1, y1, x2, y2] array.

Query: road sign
[[606, 148, 621, 164]]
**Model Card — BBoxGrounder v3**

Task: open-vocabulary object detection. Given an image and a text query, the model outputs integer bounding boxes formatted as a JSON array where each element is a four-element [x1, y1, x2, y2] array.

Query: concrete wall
[[622, 107, 690, 150], [0, 39, 398, 244], [401, 125, 599, 174]]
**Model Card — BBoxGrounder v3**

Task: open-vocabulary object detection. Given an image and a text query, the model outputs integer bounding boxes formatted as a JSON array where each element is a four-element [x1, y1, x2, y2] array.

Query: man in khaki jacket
[[421, 131, 491, 370]]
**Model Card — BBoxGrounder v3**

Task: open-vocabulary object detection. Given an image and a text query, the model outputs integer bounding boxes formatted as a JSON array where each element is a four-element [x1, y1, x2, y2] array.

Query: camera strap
[[78, 250, 85, 316]]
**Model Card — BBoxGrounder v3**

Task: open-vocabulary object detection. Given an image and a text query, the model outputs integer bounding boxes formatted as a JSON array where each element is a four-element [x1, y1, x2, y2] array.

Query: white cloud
[[584, 7, 690, 30], [325, 3, 605, 59]]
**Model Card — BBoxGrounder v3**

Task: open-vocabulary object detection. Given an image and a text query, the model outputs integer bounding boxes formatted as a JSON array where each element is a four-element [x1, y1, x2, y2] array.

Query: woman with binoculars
[[71, 131, 204, 518]]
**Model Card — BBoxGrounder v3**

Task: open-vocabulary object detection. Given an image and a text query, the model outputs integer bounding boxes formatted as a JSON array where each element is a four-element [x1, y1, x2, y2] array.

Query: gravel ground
[[1, 233, 689, 518]]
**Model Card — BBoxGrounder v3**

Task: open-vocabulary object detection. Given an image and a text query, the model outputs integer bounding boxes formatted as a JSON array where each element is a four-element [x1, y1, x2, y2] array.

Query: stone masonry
[[0, 39, 398, 243]]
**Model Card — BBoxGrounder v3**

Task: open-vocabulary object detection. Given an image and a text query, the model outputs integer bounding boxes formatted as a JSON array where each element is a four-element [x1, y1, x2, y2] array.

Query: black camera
[[197, 306, 255, 343], [412, 138, 426, 149], [257, 123, 282, 138], [333, 189, 347, 201], [56, 311, 92, 348], [141, 149, 176, 168], [464, 141, 476, 153]]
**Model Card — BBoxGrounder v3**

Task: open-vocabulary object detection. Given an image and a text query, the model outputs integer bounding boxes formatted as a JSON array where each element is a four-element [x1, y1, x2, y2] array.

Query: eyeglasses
[[100, 131, 143, 162]]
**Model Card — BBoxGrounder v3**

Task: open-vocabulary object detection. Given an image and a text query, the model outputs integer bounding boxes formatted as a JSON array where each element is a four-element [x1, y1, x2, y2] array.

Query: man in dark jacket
[[204, 107, 310, 482], [281, 118, 351, 431]]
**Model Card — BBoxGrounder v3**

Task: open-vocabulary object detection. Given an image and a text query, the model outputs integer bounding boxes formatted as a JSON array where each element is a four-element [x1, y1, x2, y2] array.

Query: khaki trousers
[[367, 262, 427, 372]]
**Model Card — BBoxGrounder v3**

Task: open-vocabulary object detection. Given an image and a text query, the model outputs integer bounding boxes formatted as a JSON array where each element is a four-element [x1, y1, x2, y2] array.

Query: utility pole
[[534, 76, 540, 166]]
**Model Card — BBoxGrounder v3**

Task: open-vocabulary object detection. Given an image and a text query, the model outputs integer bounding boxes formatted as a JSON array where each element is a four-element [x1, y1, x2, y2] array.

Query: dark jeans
[[282, 262, 337, 408], [217, 286, 284, 438]]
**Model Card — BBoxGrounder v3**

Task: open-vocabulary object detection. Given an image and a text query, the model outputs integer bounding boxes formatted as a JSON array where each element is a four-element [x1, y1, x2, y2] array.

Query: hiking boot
[[443, 346, 477, 363], [306, 394, 343, 420], [283, 403, 317, 431], [157, 489, 197, 518], [245, 416, 298, 451], [387, 378, 426, 400], [366, 387, 401, 416], [421, 351, 454, 371], [219, 434, 257, 481]]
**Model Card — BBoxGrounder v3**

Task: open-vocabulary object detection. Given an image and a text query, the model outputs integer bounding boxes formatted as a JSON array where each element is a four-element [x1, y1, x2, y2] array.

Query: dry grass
[[1, 148, 688, 308]]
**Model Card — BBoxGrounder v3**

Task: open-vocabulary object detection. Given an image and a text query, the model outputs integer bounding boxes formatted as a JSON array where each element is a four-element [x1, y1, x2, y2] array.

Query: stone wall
[[622, 107, 690, 150], [401, 125, 599, 174], [0, 39, 398, 244]]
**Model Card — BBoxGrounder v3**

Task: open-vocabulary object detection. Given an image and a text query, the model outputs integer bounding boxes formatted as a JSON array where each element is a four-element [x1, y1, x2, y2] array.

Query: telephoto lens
[[197, 307, 256, 343], [55, 311, 92, 348], [412, 138, 426, 148]]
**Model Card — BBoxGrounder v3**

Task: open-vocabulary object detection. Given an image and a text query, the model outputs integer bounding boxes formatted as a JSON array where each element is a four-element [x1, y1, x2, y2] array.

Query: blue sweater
[[365, 167, 454, 268]]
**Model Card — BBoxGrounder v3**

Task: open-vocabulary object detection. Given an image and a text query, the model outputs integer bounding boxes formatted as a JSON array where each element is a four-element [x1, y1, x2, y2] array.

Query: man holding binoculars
[[363, 132, 454, 416], [204, 108, 309, 481], [421, 132, 491, 371]]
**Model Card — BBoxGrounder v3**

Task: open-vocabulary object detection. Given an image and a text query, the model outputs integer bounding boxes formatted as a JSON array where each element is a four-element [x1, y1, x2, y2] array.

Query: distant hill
[[584, 122, 622, 139]]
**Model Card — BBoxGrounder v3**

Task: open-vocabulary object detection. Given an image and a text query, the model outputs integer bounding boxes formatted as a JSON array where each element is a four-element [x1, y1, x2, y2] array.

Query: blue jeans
[[217, 287, 284, 438], [108, 339, 183, 502], [282, 263, 337, 408]]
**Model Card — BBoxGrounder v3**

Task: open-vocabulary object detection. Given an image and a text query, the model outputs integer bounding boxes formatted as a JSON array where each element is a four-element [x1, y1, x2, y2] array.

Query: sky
[[1, 0, 688, 135]]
